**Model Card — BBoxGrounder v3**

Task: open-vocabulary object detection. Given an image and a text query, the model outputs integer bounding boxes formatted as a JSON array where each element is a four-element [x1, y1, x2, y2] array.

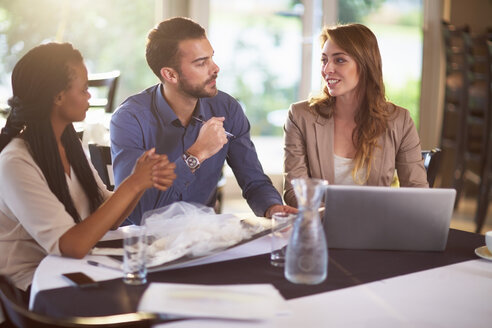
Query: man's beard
[[178, 74, 218, 98]]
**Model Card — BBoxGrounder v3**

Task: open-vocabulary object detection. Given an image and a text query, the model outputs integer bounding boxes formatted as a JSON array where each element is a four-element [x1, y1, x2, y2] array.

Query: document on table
[[138, 283, 288, 320]]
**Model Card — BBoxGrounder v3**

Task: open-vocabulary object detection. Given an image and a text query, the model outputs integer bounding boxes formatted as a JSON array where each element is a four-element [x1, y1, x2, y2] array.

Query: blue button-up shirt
[[110, 84, 282, 224]]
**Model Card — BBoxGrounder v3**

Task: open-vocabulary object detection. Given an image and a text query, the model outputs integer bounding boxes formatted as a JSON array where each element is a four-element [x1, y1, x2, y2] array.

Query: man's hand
[[264, 204, 298, 218], [187, 116, 228, 162]]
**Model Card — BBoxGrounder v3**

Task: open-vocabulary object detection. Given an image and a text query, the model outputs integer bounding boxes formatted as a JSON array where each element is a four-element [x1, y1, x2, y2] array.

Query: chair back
[[88, 71, 120, 113], [88, 144, 227, 210], [88, 144, 114, 191], [474, 39, 492, 233], [422, 148, 442, 188], [0, 275, 157, 328]]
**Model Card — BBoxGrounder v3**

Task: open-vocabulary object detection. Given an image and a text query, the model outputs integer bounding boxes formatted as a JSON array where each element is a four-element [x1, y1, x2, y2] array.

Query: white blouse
[[0, 138, 112, 290], [333, 154, 367, 185]]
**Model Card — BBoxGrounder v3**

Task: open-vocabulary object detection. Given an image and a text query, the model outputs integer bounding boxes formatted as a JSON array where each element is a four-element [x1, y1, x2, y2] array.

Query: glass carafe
[[285, 178, 328, 284]]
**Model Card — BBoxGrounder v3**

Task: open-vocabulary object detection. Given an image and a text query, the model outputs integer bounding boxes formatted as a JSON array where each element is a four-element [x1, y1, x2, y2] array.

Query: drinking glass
[[122, 225, 147, 285], [271, 212, 296, 267]]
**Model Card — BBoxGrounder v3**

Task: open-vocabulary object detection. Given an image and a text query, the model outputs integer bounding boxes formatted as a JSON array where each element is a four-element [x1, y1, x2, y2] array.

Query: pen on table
[[87, 260, 121, 271], [192, 116, 235, 138]]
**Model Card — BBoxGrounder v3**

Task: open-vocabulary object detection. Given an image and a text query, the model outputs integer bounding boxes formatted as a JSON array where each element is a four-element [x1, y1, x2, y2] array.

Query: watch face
[[186, 155, 199, 169]]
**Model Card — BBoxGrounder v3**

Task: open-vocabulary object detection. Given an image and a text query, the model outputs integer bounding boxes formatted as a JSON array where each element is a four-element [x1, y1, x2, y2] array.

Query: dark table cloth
[[33, 229, 484, 318]]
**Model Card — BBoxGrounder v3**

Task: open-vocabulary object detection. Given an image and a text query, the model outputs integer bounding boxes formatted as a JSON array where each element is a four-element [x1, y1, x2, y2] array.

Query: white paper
[[138, 283, 288, 321]]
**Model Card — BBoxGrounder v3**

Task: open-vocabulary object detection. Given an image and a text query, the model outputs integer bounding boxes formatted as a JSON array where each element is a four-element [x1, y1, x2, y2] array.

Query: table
[[31, 229, 492, 327]]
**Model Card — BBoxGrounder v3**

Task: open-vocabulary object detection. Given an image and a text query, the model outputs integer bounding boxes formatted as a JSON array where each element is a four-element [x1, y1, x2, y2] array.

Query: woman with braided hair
[[0, 43, 176, 301]]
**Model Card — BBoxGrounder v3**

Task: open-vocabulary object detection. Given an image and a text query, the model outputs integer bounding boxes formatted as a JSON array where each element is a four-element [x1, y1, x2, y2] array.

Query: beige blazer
[[283, 100, 428, 207]]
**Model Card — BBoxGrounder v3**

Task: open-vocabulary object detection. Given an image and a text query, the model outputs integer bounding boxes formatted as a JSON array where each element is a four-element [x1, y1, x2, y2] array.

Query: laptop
[[322, 185, 456, 251]]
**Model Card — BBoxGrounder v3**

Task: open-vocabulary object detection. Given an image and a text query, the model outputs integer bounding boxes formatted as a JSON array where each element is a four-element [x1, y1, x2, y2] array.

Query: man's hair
[[146, 16, 206, 79]]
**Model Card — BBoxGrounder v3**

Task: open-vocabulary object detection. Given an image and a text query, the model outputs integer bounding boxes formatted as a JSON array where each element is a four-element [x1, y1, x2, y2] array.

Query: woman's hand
[[151, 152, 176, 191], [130, 148, 176, 192]]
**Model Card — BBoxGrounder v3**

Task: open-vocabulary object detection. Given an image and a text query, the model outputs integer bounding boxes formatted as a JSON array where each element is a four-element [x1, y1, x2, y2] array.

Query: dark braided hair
[[0, 42, 104, 223]]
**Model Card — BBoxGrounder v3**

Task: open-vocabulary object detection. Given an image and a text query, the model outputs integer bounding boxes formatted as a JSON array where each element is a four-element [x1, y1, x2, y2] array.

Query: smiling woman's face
[[320, 39, 359, 101]]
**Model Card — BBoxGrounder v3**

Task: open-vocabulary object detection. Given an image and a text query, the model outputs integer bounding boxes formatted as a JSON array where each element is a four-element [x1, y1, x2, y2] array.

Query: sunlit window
[[0, 0, 156, 109], [209, 0, 302, 136]]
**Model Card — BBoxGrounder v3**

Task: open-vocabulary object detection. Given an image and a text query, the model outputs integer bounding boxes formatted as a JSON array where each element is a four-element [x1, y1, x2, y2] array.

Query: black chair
[[422, 148, 442, 188], [0, 275, 157, 328], [88, 144, 114, 191], [213, 170, 226, 214], [88, 71, 120, 113]]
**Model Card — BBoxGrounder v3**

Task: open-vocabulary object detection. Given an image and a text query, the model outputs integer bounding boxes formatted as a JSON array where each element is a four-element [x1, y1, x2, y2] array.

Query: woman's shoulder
[[289, 100, 319, 121], [0, 138, 34, 168], [290, 99, 310, 110], [0, 138, 29, 157], [386, 103, 414, 127]]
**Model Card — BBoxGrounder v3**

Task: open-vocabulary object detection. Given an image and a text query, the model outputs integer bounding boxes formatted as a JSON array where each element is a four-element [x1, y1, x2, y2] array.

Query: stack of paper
[[138, 283, 288, 321]]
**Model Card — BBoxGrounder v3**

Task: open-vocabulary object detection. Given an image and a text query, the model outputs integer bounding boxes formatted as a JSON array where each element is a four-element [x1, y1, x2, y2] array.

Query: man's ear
[[160, 67, 178, 84]]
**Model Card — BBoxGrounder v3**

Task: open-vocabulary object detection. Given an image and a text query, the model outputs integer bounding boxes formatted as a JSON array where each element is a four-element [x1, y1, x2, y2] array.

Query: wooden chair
[[453, 32, 491, 208], [88, 144, 114, 191], [474, 39, 492, 233], [88, 71, 120, 113], [0, 275, 157, 328], [422, 148, 442, 188], [439, 21, 471, 195]]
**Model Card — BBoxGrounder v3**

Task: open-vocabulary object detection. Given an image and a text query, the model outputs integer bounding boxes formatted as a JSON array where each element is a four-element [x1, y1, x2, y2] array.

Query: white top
[[333, 154, 367, 185], [0, 138, 112, 290]]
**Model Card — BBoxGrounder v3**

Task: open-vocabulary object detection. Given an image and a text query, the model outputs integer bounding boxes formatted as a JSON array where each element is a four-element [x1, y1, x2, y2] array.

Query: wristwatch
[[182, 151, 200, 171]]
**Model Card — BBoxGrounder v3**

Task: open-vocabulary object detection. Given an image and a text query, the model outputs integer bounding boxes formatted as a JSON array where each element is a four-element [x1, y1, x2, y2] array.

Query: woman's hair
[[0, 42, 104, 223], [309, 23, 391, 183]]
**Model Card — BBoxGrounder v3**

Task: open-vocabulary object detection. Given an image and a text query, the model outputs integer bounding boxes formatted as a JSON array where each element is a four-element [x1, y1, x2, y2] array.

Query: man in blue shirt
[[110, 17, 296, 224]]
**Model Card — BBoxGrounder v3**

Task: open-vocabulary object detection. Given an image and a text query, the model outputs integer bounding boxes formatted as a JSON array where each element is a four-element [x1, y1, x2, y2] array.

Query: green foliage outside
[[338, 0, 386, 24], [210, 6, 300, 136], [0, 0, 157, 107], [386, 78, 421, 123], [364, 5, 423, 126]]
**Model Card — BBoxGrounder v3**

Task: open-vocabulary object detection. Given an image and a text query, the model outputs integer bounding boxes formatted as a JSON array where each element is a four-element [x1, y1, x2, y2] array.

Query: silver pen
[[87, 260, 121, 271], [192, 116, 235, 138]]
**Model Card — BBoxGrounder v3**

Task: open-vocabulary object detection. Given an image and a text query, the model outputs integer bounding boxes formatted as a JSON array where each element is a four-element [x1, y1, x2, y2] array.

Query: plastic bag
[[141, 202, 254, 267]]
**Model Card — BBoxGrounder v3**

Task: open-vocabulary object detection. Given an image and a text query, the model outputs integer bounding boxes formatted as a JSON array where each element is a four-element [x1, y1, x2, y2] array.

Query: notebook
[[322, 185, 456, 251]]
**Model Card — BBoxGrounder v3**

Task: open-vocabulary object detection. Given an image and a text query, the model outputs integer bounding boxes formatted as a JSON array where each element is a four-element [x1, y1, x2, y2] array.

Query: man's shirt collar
[[156, 84, 206, 127]]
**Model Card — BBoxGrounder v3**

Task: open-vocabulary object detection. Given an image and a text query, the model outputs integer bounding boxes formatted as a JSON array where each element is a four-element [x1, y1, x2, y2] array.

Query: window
[[208, 0, 303, 136], [0, 0, 157, 109]]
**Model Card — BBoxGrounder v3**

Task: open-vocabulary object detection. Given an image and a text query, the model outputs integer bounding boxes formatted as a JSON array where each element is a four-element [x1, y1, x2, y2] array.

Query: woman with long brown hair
[[283, 23, 427, 207]]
